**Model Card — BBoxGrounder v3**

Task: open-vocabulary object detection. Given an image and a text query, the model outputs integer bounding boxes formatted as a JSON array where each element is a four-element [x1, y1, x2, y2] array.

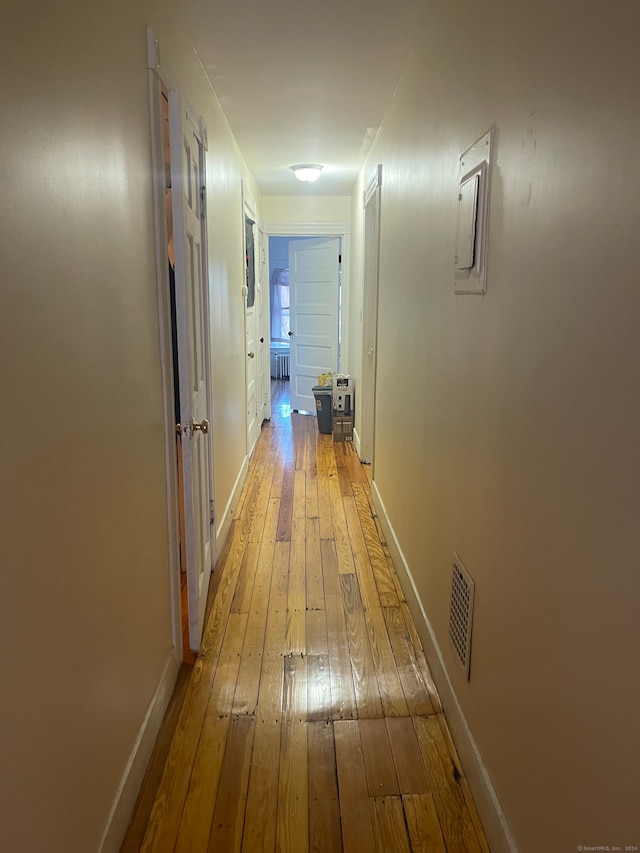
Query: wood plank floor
[[122, 380, 490, 853]]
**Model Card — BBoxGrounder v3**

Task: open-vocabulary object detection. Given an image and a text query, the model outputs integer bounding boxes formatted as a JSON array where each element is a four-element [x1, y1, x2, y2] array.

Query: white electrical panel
[[454, 127, 493, 294], [455, 172, 480, 271]]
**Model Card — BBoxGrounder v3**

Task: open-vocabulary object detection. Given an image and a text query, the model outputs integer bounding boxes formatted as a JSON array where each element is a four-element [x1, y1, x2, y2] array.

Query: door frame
[[147, 33, 181, 658], [359, 165, 382, 467], [258, 225, 271, 422], [146, 28, 215, 658], [242, 184, 262, 455], [264, 220, 351, 383]]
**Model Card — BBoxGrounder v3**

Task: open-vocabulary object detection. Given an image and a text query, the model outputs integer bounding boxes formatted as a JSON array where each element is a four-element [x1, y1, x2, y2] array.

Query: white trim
[[243, 183, 259, 222], [99, 651, 180, 853], [146, 24, 178, 89], [146, 25, 160, 72], [216, 455, 249, 553], [352, 425, 362, 457], [359, 169, 382, 465], [264, 221, 350, 236], [146, 32, 182, 657], [340, 234, 351, 375], [198, 125, 216, 573], [363, 163, 382, 208], [371, 479, 519, 853]]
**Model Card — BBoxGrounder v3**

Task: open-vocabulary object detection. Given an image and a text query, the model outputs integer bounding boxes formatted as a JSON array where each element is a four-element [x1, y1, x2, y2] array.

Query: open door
[[169, 91, 213, 651], [289, 236, 340, 412], [243, 188, 262, 455], [258, 227, 270, 423], [244, 209, 260, 455]]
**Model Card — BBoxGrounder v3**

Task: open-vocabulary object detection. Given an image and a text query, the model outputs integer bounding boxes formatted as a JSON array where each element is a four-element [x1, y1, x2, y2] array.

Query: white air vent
[[449, 553, 475, 679]]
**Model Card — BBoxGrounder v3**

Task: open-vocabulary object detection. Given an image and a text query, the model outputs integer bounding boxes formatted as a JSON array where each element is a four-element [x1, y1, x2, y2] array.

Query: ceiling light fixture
[[291, 164, 323, 183]]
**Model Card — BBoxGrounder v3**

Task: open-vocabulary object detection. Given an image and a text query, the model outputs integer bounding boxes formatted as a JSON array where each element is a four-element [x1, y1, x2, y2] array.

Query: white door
[[360, 167, 382, 464], [170, 91, 213, 651], [258, 229, 269, 423], [244, 212, 260, 454], [289, 236, 341, 412]]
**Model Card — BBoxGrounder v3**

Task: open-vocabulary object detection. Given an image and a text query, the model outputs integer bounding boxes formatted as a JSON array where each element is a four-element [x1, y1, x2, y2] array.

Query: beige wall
[[263, 195, 350, 226], [0, 1, 257, 850], [348, 1, 640, 851]]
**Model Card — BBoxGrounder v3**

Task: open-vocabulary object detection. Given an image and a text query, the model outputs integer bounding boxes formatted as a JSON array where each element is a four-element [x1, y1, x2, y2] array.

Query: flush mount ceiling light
[[291, 164, 323, 183]]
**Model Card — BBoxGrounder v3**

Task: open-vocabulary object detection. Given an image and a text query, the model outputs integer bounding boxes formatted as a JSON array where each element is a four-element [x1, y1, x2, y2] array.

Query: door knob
[[260, 337, 264, 343], [248, 351, 255, 358], [288, 331, 293, 337], [192, 417, 209, 434]]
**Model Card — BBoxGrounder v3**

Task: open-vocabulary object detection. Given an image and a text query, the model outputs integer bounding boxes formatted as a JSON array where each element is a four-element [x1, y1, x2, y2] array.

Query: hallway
[[123, 381, 490, 852]]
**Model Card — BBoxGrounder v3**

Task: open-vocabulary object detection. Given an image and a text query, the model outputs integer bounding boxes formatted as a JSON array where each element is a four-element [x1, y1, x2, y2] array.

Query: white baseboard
[[371, 480, 518, 853], [352, 426, 362, 458], [99, 650, 180, 853], [216, 455, 248, 556]]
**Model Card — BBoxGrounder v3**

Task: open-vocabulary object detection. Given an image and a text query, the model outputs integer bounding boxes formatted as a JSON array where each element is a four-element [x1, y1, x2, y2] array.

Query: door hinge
[[210, 499, 215, 526], [200, 186, 207, 220]]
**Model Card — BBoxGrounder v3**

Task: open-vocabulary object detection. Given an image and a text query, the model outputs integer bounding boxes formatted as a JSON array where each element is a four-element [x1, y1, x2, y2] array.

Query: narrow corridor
[[123, 381, 490, 852]]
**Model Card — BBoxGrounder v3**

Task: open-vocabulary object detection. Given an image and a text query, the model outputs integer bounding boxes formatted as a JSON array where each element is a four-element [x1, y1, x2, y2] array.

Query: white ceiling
[[178, 0, 419, 196]]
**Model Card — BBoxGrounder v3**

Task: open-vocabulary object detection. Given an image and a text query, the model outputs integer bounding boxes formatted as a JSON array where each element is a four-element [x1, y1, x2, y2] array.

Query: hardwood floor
[[122, 380, 490, 853]]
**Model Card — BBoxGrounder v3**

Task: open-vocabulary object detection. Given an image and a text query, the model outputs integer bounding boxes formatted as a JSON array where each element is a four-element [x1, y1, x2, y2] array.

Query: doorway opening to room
[[160, 87, 193, 665], [159, 86, 195, 665], [150, 47, 216, 666], [267, 234, 343, 416]]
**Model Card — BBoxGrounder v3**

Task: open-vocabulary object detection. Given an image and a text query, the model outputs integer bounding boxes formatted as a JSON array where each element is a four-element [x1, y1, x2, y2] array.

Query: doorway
[[243, 187, 263, 456], [151, 62, 216, 663], [267, 234, 343, 414], [160, 88, 193, 663]]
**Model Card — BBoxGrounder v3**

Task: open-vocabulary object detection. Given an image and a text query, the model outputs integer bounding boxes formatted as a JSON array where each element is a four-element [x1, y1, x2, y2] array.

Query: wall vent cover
[[449, 553, 475, 679]]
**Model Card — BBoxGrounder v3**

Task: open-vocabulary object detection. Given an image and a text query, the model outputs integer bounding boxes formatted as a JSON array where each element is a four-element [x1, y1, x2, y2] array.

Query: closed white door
[[289, 237, 340, 412], [170, 91, 213, 651]]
